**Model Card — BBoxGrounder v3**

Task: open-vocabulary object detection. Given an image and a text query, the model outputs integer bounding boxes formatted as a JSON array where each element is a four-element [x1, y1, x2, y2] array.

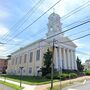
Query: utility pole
[[19, 67, 24, 87], [51, 39, 55, 90], [57, 47, 62, 90], [59, 67, 62, 90]]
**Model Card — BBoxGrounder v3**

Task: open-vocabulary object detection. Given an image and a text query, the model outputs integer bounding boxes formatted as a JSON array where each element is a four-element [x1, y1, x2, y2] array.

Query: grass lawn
[[47, 77, 85, 90], [0, 80, 23, 90], [0, 75, 58, 85]]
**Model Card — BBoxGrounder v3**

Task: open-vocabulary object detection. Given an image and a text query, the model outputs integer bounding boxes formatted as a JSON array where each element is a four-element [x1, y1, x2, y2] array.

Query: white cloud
[[0, 26, 9, 36], [39, 0, 89, 17], [38, 0, 66, 16], [74, 41, 85, 48], [0, 45, 6, 51], [0, 10, 10, 19], [0, 45, 8, 58], [76, 53, 89, 63], [13, 38, 21, 42]]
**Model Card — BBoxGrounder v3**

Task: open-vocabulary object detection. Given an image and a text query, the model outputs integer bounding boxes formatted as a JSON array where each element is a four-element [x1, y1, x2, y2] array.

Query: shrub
[[45, 72, 60, 79], [45, 72, 69, 80], [45, 71, 77, 80], [60, 73, 69, 80], [45, 73, 51, 79], [69, 73, 77, 79], [62, 69, 78, 74], [85, 70, 90, 75]]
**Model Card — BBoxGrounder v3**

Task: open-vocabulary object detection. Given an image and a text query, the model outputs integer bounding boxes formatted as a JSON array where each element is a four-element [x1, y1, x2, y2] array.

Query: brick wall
[[0, 59, 8, 73]]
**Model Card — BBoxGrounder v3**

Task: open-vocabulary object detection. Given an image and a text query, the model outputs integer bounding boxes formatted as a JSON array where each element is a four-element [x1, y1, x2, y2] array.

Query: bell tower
[[47, 12, 63, 37]]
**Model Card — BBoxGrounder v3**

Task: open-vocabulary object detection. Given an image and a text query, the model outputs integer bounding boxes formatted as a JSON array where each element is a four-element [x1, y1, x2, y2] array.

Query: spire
[[46, 12, 63, 38], [53, 8, 55, 13]]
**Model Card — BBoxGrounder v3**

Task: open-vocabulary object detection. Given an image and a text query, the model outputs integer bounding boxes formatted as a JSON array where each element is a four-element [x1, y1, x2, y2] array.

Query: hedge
[[45, 72, 77, 80], [85, 70, 90, 75]]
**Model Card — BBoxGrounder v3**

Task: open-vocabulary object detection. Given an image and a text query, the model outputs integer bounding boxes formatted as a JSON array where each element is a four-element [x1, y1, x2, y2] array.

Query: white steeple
[[46, 12, 63, 38]]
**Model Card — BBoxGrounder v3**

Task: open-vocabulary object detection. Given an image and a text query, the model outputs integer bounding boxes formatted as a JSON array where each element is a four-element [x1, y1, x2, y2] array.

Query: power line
[[3, 27, 87, 46], [2, 0, 89, 43], [76, 51, 90, 56], [0, 43, 21, 46], [1, 42, 51, 56], [0, 5, 90, 55], [15, 17, 90, 44], [65, 28, 90, 38], [59, 34, 90, 43], [53, 34, 90, 57], [1, 21, 90, 56], [49, 29, 90, 48], [2, 20, 90, 55], [61, 1, 90, 20], [2, 32, 90, 57], [3, 0, 61, 43], [18, 26, 47, 40], [2, 31, 90, 56], [1, 0, 45, 41], [47, 20, 90, 39], [0, 18, 89, 47], [2, 17, 90, 45], [62, 16, 90, 28], [0, 27, 47, 46], [6, 16, 90, 45]]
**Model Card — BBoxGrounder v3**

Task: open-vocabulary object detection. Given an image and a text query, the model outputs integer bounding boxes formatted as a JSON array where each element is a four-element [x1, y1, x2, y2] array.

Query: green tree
[[41, 48, 52, 76], [76, 56, 84, 71]]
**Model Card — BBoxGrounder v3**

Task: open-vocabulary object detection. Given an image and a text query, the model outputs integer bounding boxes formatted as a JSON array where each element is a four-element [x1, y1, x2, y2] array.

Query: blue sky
[[0, 0, 90, 63]]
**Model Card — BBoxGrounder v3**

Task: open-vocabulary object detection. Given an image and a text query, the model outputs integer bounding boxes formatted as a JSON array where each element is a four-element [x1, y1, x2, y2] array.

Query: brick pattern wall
[[0, 59, 8, 73]]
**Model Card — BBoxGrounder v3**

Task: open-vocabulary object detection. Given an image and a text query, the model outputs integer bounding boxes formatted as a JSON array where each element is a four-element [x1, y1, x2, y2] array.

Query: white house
[[84, 59, 90, 70], [7, 12, 77, 76]]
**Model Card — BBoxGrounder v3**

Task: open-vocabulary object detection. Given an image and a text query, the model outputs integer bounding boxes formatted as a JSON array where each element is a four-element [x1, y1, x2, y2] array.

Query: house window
[[12, 58, 14, 65], [36, 66, 40, 72], [29, 67, 32, 74], [24, 54, 27, 63], [20, 56, 22, 64], [36, 66, 39, 69], [36, 66, 40, 75], [16, 57, 18, 65], [36, 50, 40, 61], [14, 70, 16, 74], [23, 69, 25, 73], [18, 70, 20, 73], [29, 52, 33, 63]]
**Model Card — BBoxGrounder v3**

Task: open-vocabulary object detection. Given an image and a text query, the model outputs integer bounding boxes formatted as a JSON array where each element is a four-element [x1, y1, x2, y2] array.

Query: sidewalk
[[0, 78, 36, 90], [0, 76, 90, 90], [35, 76, 90, 90]]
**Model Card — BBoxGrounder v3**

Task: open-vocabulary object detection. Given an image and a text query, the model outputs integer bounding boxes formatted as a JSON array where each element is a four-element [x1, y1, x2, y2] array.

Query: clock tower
[[47, 12, 63, 38]]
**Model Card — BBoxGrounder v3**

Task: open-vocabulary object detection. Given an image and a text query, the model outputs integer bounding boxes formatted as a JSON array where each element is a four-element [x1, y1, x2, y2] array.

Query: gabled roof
[[12, 39, 44, 54], [85, 60, 90, 62], [45, 35, 77, 49], [61, 36, 77, 48], [48, 12, 60, 19]]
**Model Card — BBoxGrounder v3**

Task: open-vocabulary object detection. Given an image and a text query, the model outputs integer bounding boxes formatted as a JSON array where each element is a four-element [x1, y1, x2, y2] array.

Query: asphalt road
[[63, 80, 90, 90], [0, 84, 14, 90]]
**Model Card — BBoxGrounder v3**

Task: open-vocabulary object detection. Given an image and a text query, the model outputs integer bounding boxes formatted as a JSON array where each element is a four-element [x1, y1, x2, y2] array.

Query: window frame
[[19, 56, 22, 64], [15, 57, 18, 65], [36, 50, 40, 61], [24, 54, 27, 63], [29, 67, 32, 74], [29, 52, 33, 63]]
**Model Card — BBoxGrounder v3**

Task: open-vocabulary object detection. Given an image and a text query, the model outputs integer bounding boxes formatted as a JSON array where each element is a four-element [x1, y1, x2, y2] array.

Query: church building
[[7, 13, 77, 76]]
